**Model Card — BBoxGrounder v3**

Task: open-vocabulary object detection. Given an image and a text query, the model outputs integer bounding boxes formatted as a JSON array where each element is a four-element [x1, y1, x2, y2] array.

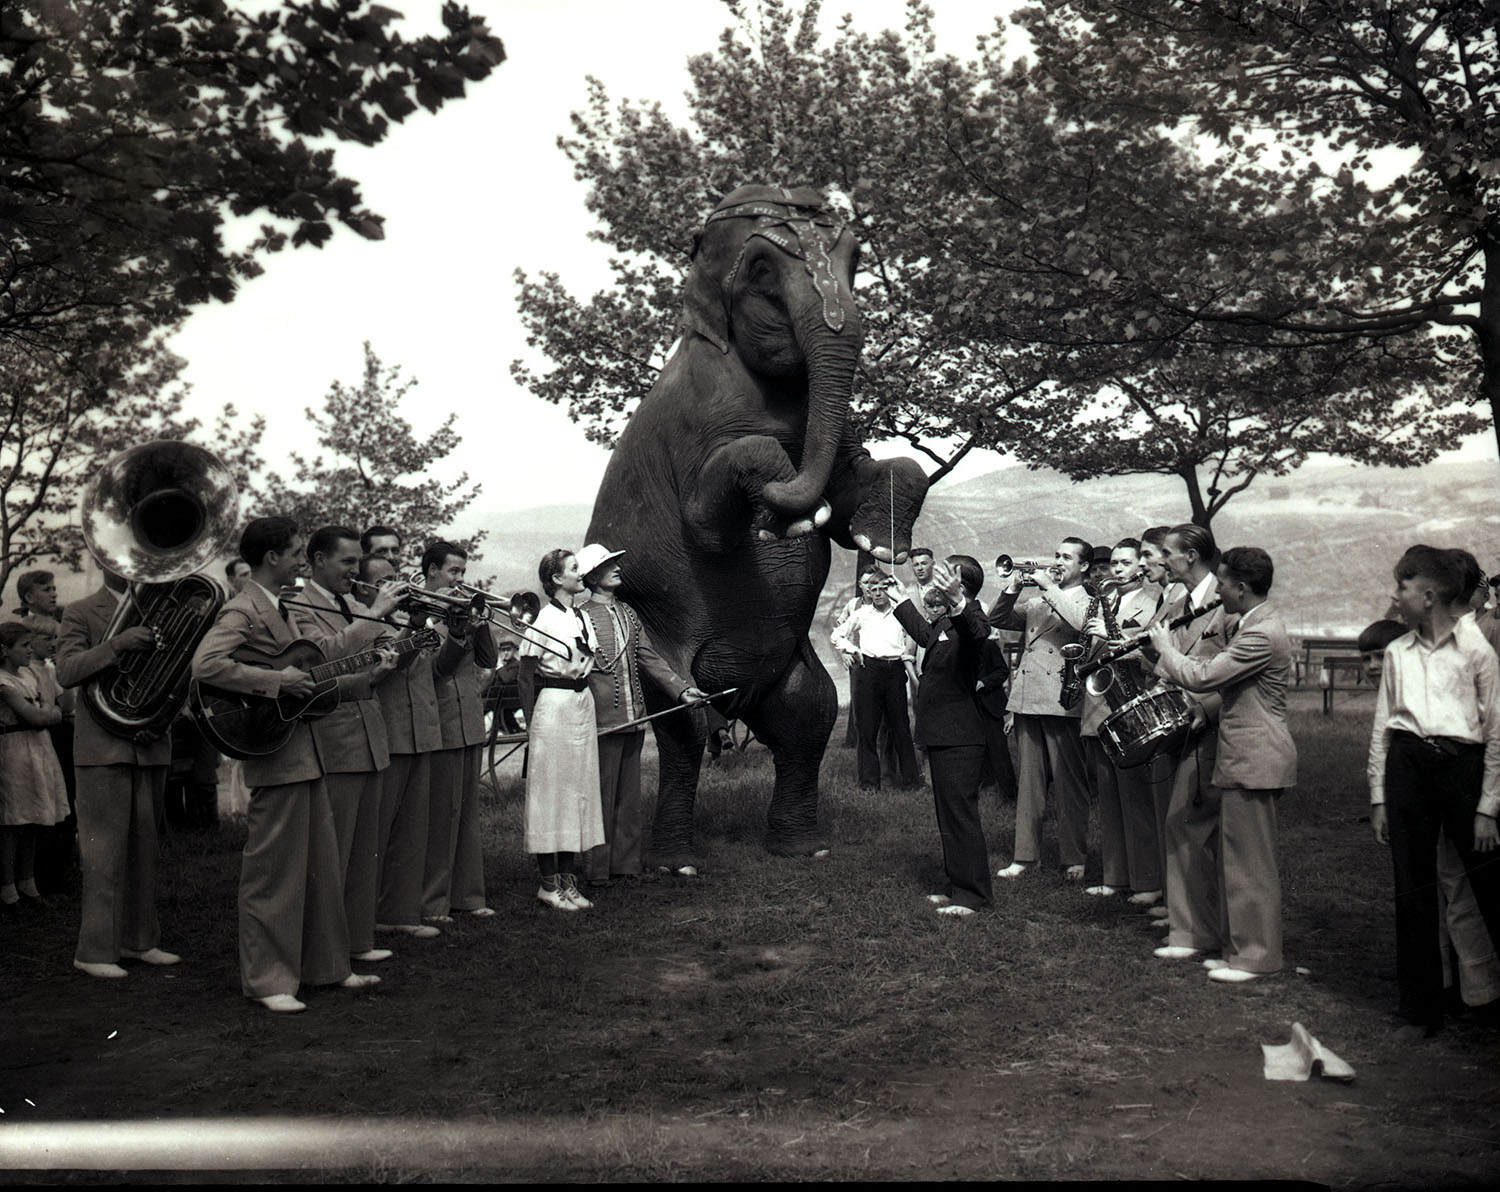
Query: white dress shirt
[[831, 603, 915, 662]]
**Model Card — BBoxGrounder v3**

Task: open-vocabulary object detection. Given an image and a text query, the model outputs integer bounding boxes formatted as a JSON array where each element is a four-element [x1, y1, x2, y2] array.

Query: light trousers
[[326, 769, 384, 954], [1012, 713, 1089, 867], [377, 751, 431, 927], [74, 764, 165, 964]]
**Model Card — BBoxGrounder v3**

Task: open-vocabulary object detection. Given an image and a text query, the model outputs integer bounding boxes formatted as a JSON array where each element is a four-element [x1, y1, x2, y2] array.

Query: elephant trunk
[[761, 316, 861, 518]]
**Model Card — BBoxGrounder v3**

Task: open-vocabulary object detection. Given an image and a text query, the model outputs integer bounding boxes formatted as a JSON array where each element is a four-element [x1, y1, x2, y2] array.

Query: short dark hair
[[908, 547, 934, 561], [421, 540, 466, 577], [1140, 526, 1171, 549], [1358, 618, 1407, 654], [1218, 546, 1274, 596], [358, 553, 396, 583], [1060, 537, 1092, 565], [1394, 544, 1462, 604], [860, 563, 887, 582], [361, 525, 401, 553], [306, 525, 361, 564], [0, 621, 32, 650], [1113, 538, 1141, 555], [16, 570, 53, 601], [539, 549, 575, 598], [946, 554, 984, 600], [225, 557, 249, 579], [1167, 523, 1218, 566], [239, 517, 299, 568], [1447, 548, 1484, 603]]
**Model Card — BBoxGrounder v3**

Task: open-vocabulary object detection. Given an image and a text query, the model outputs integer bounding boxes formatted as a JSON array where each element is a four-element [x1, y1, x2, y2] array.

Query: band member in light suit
[[1149, 546, 1296, 982], [987, 537, 1094, 880], [577, 543, 707, 886], [56, 567, 178, 978], [422, 541, 499, 921], [1141, 523, 1227, 963], [190, 517, 381, 1013], [290, 526, 403, 964]]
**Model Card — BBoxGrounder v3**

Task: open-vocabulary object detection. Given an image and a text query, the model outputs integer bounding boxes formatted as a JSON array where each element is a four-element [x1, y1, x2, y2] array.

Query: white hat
[[575, 543, 626, 579]]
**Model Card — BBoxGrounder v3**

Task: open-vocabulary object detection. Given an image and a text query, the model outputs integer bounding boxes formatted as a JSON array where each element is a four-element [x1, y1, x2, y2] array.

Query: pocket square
[[1201, 630, 1220, 641]]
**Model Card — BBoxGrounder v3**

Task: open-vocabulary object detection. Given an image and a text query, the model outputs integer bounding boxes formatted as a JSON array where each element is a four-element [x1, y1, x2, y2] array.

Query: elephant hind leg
[[647, 701, 709, 873], [739, 638, 837, 856]]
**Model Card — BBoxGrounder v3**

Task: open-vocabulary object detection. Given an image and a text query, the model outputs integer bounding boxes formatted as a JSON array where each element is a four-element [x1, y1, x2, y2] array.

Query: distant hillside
[[455, 457, 1500, 636]]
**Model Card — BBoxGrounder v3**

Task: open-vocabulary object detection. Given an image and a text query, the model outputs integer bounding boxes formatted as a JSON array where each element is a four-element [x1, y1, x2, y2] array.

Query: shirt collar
[[307, 579, 338, 603], [1190, 571, 1216, 608], [251, 580, 284, 609]]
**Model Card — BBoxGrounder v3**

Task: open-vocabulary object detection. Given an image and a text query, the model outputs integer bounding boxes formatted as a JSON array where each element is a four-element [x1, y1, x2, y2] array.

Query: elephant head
[[682, 185, 864, 521]]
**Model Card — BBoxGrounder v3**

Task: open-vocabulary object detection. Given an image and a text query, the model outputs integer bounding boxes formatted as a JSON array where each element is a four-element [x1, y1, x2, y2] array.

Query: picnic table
[[1295, 635, 1363, 687]]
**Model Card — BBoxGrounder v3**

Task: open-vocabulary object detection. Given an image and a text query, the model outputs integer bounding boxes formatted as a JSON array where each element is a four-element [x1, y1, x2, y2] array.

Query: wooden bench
[[1296, 636, 1363, 686], [1318, 655, 1371, 715]]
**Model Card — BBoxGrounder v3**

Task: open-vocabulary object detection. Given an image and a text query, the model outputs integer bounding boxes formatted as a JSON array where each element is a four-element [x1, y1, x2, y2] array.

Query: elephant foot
[[766, 832, 831, 858]]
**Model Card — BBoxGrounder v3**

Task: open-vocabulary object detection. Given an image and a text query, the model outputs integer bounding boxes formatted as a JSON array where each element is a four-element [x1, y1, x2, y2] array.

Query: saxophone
[[1082, 584, 1155, 712], [1057, 582, 1101, 710]]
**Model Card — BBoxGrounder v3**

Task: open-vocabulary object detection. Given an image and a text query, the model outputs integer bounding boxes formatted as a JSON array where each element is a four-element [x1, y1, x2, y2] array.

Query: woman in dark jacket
[[893, 556, 994, 916]]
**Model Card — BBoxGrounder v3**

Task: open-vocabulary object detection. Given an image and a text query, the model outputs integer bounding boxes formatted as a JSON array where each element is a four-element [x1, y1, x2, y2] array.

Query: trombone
[[347, 576, 574, 661]]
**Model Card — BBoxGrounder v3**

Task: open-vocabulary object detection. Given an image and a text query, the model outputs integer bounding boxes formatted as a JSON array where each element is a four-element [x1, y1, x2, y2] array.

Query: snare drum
[[1097, 687, 1194, 769]]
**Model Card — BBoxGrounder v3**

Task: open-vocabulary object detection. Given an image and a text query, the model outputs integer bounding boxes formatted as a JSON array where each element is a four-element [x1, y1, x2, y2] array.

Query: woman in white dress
[[0, 621, 68, 907], [521, 549, 604, 911]]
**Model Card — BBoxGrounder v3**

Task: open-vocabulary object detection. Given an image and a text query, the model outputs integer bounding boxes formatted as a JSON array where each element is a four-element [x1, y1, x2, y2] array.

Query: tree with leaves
[[257, 342, 483, 558], [514, 0, 1476, 523], [0, 335, 264, 596], [1014, 0, 1500, 453]]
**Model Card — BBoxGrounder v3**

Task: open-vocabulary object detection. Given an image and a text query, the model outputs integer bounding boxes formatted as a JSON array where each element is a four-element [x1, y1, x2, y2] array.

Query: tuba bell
[[78, 441, 241, 740]]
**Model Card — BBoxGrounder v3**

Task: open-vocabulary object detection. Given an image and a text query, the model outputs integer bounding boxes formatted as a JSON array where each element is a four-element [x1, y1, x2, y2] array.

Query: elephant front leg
[[739, 636, 837, 856], [682, 435, 833, 552], [826, 452, 928, 563]]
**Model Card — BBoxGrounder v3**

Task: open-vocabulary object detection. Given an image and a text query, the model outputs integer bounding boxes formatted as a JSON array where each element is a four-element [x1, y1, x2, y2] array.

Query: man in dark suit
[[975, 633, 1016, 801], [56, 569, 178, 978], [291, 526, 403, 964], [895, 556, 994, 916], [191, 517, 381, 1013]]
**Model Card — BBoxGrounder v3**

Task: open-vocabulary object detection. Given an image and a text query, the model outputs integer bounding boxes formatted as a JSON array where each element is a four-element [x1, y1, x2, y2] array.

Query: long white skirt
[[524, 687, 604, 855]]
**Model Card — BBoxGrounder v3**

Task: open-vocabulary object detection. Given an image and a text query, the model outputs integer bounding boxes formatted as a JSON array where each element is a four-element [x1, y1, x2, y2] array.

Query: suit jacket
[[55, 586, 171, 767], [372, 620, 442, 755], [1154, 602, 1297, 790], [189, 582, 321, 788], [894, 596, 989, 747], [580, 597, 688, 730], [1079, 583, 1162, 738], [289, 583, 391, 774], [1165, 575, 1226, 726], [434, 621, 499, 749], [987, 584, 1090, 717], [974, 637, 1010, 720]]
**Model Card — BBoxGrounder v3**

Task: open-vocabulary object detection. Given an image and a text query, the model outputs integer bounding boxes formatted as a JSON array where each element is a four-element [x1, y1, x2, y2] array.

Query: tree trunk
[[1178, 466, 1212, 529]]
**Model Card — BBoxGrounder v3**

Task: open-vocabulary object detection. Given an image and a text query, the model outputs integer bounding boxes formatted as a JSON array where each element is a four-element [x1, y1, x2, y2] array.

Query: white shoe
[[996, 862, 1034, 879], [259, 993, 306, 1013], [1084, 885, 1118, 897], [73, 959, 127, 979], [351, 948, 393, 963], [1064, 865, 1086, 882], [1151, 919, 1171, 932], [339, 973, 380, 990], [460, 906, 497, 917], [375, 922, 441, 938], [1154, 945, 1201, 960], [936, 904, 976, 917], [925, 893, 951, 905], [1128, 889, 1162, 906], [121, 947, 180, 966], [536, 878, 579, 912], [1202, 958, 1229, 970], [1208, 966, 1261, 984], [1147, 904, 1170, 919], [560, 875, 593, 909], [423, 914, 454, 925]]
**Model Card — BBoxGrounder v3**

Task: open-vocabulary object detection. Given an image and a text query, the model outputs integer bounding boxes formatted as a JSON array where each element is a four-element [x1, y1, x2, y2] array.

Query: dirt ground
[[2, 700, 1499, 1183]]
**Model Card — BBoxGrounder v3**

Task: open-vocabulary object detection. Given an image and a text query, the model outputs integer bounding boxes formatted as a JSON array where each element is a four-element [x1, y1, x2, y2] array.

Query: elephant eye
[[748, 258, 777, 291]]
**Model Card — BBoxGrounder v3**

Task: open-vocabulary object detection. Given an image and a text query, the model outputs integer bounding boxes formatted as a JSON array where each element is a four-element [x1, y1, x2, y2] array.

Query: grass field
[[1, 689, 1498, 1183]]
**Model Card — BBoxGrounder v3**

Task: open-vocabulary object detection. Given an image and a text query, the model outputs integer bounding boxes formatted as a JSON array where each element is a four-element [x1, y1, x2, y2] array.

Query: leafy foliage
[[257, 342, 484, 560], [513, 0, 1479, 524]]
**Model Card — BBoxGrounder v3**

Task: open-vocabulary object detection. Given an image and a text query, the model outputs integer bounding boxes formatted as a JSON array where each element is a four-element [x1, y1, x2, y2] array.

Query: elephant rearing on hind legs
[[586, 185, 928, 870]]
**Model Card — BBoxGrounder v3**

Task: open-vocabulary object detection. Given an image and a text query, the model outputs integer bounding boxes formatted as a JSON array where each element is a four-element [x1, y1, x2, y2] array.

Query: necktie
[[278, 602, 291, 624], [336, 594, 354, 624]]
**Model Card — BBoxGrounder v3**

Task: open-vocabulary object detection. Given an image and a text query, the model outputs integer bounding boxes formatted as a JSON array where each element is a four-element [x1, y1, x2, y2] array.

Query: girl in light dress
[[0, 622, 69, 907], [520, 550, 603, 912]]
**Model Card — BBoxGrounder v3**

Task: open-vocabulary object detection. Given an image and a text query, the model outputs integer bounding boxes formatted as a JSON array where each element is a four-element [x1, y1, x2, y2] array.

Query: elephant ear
[[681, 231, 731, 355]]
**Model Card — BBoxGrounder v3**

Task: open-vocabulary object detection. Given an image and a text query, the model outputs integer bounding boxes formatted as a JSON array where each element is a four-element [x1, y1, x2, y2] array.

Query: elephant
[[585, 184, 928, 869]]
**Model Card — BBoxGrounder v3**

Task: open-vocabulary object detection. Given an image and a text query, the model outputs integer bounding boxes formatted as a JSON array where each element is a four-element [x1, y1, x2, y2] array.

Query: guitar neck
[[309, 633, 427, 682]]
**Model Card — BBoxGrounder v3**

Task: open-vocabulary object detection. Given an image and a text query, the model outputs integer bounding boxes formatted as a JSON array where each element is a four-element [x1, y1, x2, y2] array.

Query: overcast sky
[[167, 0, 1497, 522]]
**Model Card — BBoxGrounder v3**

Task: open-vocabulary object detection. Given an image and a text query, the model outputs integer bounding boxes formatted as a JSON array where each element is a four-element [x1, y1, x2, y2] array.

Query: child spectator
[[0, 622, 69, 906]]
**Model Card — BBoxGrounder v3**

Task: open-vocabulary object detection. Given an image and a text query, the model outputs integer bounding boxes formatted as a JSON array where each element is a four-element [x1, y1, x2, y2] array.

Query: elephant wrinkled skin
[[586, 185, 928, 868]]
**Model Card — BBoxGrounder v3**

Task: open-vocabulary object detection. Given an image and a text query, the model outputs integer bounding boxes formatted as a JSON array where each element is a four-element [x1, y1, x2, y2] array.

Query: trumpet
[[995, 555, 1051, 587]]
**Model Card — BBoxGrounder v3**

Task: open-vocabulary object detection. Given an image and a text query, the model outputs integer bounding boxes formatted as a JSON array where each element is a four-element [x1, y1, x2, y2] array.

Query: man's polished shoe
[[423, 914, 454, 925], [73, 959, 127, 979], [996, 862, 1034, 879], [1154, 945, 1202, 960], [1147, 904, 1170, 919], [121, 947, 180, 966], [1084, 884, 1117, 897], [1128, 889, 1162, 906], [351, 948, 394, 963], [459, 906, 497, 917], [1208, 966, 1260, 983], [926, 893, 951, 905], [376, 922, 441, 938], [259, 993, 307, 1013], [1064, 865, 1086, 882], [339, 973, 380, 990], [1202, 957, 1229, 970], [936, 903, 976, 917], [1151, 918, 1171, 931]]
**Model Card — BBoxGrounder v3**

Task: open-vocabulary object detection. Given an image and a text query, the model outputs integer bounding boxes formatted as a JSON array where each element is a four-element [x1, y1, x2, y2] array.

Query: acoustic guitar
[[189, 627, 439, 760]]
